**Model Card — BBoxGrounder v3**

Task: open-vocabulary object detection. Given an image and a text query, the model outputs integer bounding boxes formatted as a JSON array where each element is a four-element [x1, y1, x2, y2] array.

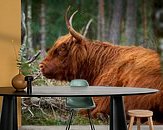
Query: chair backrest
[[70, 79, 89, 87], [66, 79, 95, 109]]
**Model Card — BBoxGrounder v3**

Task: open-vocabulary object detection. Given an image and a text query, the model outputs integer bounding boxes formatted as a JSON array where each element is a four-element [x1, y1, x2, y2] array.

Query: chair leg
[[148, 117, 154, 130], [87, 109, 95, 130], [66, 109, 74, 130], [128, 116, 134, 130], [137, 117, 141, 130]]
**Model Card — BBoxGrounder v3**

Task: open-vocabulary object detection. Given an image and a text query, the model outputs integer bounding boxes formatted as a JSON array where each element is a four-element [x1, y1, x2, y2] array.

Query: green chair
[[65, 79, 96, 130]]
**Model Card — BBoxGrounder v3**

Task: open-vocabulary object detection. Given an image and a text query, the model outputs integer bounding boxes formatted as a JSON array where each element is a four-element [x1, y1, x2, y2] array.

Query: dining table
[[0, 86, 159, 130]]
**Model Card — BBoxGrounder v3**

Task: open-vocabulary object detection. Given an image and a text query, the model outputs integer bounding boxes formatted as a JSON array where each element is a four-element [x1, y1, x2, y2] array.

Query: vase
[[11, 72, 27, 91]]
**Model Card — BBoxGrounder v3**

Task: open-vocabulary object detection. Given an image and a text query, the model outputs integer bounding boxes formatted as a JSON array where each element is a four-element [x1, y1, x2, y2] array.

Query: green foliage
[[16, 42, 41, 76], [22, 108, 108, 125], [17, 44, 29, 75], [22, 109, 67, 125]]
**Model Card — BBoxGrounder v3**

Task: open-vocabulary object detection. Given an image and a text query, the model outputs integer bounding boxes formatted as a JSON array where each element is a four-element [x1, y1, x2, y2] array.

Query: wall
[[0, 0, 21, 126]]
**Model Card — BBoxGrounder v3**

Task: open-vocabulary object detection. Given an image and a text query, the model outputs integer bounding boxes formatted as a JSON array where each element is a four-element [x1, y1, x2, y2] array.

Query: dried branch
[[33, 71, 42, 80], [21, 96, 67, 117], [26, 50, 41, 64]]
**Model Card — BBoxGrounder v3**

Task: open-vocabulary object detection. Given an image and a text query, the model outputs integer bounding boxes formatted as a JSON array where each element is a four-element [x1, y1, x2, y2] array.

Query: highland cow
[[39, 8, 163, 123]]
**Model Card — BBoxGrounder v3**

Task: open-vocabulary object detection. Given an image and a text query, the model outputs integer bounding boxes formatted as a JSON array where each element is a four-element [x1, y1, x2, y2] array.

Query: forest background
[[21, 0, 163, 125]]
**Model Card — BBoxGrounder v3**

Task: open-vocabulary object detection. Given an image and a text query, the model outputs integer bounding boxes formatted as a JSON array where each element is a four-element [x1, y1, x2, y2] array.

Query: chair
[[65, 79, 96, 130], [128, 109, 154, 130]]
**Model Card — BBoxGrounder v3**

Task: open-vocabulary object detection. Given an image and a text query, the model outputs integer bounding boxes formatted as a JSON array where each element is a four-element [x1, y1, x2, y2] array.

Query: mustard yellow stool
[[128, 109, 154, 130]]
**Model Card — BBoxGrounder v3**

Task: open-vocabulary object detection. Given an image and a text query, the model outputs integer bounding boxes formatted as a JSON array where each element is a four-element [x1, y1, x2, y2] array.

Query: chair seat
[[66, 97, 95, 109], [128, 109, 153, 117]]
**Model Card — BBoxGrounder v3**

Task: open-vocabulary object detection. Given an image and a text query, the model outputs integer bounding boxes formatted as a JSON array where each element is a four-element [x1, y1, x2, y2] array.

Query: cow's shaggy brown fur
[[40, 34, 163, 123]]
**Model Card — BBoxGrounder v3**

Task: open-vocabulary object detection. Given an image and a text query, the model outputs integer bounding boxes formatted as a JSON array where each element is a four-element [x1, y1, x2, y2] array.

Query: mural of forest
[[21, 0, 163, 50], [21, 0, 163, 125]]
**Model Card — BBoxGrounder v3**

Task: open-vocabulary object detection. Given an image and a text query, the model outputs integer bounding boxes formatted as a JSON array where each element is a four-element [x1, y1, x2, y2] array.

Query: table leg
[[110, 96, 127, 130], [0, 96, 18, 130]]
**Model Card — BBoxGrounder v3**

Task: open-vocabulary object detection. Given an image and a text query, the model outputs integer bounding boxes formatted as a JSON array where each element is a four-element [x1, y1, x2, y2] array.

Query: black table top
[[0, 86, 159, 97]]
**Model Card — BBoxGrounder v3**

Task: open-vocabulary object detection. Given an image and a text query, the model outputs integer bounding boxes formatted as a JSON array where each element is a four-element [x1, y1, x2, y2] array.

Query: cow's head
[[39, 7, 88, 81]]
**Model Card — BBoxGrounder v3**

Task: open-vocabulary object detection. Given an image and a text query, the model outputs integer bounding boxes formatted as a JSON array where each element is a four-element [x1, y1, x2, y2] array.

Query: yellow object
[[0, 0, 21, 127], [128, 109, 154, 130]]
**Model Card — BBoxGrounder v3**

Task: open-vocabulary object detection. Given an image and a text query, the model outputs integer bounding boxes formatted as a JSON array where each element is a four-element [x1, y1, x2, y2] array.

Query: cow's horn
[[65, 7, 85, 41]]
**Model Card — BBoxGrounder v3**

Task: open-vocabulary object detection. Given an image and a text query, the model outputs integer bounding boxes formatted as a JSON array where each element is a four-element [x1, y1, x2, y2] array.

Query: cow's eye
[[57, 44, 68, 56]]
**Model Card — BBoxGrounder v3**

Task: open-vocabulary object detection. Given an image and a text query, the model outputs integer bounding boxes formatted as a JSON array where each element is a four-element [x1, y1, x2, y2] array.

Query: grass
[[22, 108, 108, 125]]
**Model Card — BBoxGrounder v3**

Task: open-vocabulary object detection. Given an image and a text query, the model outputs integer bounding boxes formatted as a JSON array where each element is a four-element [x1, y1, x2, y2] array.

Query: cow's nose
[[39, 64, 44, 70]]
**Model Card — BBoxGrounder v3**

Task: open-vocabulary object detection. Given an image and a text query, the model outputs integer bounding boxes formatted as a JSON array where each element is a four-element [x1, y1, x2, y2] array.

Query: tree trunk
[[40, 0, 46, 57], [21, 12, 26, 45], [105, 0, 112, 41], [108, 0, 124, 44], [26, 0, 34, 54], [142, 0, 147, 45], [97, 0, 105, 41], [125, 0, 137, 45]]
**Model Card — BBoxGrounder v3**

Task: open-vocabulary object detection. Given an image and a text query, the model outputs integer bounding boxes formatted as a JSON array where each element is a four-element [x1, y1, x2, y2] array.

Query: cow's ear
[[72, 36, 86, 45], [67, 33, 85, 45]]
